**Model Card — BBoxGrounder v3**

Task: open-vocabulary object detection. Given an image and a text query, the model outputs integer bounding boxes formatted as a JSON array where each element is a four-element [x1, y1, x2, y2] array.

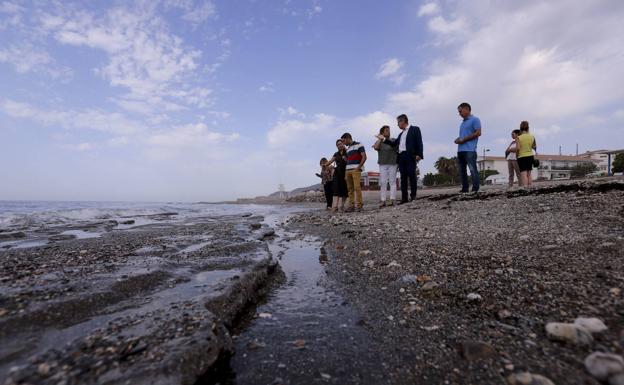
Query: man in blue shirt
[[454, 102, 482, 193]]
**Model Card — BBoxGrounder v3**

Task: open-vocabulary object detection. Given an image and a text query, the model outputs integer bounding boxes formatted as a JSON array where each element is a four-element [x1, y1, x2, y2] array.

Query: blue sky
[[1, 0, 623, 202]]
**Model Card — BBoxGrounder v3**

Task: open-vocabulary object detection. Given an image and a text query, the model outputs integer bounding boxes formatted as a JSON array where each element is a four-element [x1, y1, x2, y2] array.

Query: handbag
[[532, 158, 540, 168]]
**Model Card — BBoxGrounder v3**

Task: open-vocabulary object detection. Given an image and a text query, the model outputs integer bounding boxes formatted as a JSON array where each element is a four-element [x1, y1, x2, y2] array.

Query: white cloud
[[375, 58, 406, 85], [259, 81, 275, 92], [418, 2, 439, 17], [41, 5, 215, 114], [428, 15, 466, 34], [267, 113, 337, 148], [147, 123, 239, 147], [1, 99, 145, 136], [0, 44, 72, 79]]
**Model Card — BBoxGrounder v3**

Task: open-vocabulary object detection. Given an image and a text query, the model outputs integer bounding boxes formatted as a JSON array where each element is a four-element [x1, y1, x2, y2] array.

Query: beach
[[1, 180, 623, 384]]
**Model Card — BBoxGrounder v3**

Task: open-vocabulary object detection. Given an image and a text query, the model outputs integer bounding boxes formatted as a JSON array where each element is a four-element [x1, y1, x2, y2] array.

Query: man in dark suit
[[384, 114, 423, 203]]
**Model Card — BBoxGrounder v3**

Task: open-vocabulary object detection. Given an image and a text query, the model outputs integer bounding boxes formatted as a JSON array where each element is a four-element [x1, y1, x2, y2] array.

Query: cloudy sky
[[1, 0, 623, 202]]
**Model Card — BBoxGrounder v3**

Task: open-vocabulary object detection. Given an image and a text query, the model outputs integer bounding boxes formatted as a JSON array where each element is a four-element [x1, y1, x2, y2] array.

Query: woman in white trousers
[[373, 126, 398, 207]]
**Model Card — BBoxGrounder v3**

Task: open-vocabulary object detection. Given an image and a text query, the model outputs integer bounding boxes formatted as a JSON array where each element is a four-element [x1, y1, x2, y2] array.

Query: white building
[[477, 155, 600, 182], [580, 149, 624, 174]]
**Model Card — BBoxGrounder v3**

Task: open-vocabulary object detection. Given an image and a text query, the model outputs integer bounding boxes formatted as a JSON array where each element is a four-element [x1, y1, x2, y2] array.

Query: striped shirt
[[345, 141, 365, 170]]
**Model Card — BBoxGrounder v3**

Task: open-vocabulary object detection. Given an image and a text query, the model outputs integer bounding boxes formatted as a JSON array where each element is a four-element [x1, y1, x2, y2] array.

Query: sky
[[1, 0, 623, 202]]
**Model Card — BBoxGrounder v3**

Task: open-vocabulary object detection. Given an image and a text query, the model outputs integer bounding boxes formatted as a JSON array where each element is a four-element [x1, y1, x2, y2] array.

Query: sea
[[0, 200, 298, 249]]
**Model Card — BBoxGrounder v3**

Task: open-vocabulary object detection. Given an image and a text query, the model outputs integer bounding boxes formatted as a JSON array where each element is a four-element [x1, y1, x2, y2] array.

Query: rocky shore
[[287, 180, 624, 385], [0, 212, 285, 385]]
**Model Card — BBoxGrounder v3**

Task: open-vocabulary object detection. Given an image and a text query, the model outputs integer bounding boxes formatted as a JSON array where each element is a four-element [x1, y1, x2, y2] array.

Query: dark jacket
[[385, 125, 424, 160]]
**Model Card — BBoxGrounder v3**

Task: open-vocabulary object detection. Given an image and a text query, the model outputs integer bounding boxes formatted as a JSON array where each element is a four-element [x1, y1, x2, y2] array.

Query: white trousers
[[379, 164, 398, 201]]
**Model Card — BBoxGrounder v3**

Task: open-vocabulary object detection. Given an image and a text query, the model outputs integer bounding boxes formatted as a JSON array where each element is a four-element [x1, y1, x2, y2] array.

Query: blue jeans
[[457, 151, 480, 192]]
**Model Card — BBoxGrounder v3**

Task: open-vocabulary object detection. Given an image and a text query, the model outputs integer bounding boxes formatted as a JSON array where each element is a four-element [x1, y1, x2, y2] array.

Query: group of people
[[505, 121, 538, 188], [316, 102, 538, 212], [316, 113, 423, 212]]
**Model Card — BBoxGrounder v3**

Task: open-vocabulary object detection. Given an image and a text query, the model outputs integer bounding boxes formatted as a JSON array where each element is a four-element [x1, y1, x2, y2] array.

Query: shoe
[[398, 200, 409, 205], [471, 189, 479, 193], [459, 190, 469, 194], [344, 206, 355, 212], [356, 207, 363, 212], [379, 202, 386, 208], [387, 201, 394, 207]]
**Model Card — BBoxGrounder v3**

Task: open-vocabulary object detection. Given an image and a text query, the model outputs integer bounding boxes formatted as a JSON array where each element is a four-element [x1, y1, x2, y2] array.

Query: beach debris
[[293, 339, 306, 348], [545, 322, 593, 345], [358, 249, 372, 257], [610, 288, 621, 296], [387, 261, 401, 268], [258, 312, 272, 319], [399, 274, 418, 284], [320, 373, 331, 380], [421, 325, 440, 331]]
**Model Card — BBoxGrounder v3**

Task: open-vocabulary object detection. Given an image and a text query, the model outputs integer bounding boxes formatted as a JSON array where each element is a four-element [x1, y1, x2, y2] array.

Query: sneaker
[[344, 206, 355, 212]]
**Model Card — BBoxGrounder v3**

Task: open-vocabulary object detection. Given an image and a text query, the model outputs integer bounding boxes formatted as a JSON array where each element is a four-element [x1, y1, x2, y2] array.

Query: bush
[[570, 162, 597, 178]]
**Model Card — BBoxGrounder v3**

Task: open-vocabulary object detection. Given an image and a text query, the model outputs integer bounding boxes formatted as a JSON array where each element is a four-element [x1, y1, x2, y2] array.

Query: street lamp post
[[482, 148, 490, 172]]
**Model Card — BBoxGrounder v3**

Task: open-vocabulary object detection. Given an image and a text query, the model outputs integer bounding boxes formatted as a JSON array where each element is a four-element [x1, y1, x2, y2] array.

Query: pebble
[[610, 288, 622, 296], [420, 281, 438, 291], [459, 340, 497, 361], [358, 250, 372, 257], [387, 261, 401, 268], [545, 322, 594, 345], [399, 274, 418, 284], [363, 260, 374, 268], [467, 293, 482, 301], [498, 310, 512, 320], [574, 317, 608, 334], [506, 372, 555, 385], [584, 352, 624, 382]]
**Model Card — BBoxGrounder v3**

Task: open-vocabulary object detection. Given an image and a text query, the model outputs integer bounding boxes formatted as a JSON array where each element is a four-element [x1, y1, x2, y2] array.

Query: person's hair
[[335, 139, 342, 145], [341, 132, 352, 140], [379, 125, 390, 134], [320, 157, 327, 165], [396, 114, 408, 123], [520, 121, 529, 131], [512, 129, 521, 136], [458, 102, 471, 111]]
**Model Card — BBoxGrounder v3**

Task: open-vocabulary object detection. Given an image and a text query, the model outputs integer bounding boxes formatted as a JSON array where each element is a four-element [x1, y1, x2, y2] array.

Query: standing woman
[[505, 129, 521, 188], [516, 121, 537, 187], [327, 139, 348, 212], [373, 125, 398, 207], [316, 158, 334, 210]]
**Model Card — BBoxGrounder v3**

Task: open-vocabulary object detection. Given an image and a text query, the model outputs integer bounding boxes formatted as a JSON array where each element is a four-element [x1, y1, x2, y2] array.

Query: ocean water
[[0, 200, 300, 248]]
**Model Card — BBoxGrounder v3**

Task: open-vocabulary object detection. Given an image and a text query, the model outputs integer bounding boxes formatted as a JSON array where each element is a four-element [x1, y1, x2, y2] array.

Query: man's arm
[[458, 128, 481, 144], [357, 149, 367, 171], [415, 127, 423, 161]]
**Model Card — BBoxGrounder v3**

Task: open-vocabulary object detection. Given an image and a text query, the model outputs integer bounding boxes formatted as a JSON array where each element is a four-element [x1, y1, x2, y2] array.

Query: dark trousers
[[323, 182, 333, 207], [457, 151, 480, 192], [398, 152, 417, 202]]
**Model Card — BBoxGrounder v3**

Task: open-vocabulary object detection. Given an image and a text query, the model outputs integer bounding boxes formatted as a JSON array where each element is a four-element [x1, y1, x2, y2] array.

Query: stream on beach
[[0, 200, 387, 384]]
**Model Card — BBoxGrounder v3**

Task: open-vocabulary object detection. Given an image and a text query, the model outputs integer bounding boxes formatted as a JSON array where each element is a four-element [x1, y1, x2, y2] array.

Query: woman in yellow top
[[515, 121, 537, 187]]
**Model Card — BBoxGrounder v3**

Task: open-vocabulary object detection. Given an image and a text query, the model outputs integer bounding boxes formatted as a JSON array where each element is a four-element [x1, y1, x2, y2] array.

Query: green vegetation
[[571, 162, 598, 178], [613, 153, 624, 173]]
